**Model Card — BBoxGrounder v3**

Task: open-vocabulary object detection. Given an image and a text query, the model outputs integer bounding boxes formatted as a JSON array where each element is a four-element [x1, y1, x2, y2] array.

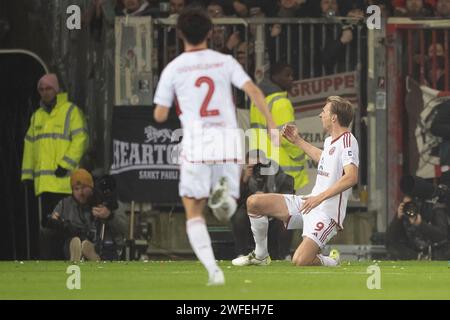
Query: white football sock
[[317, 254, 338, 267], [225, 196, 237, 218], [249, 214, 269, 259], [186, 217, 220, 276]]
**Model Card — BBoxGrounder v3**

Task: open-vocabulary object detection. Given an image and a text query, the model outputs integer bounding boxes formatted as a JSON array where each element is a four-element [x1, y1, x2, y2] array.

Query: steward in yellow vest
[[21, 74, 88, 196], [250, 63, 308, 190]]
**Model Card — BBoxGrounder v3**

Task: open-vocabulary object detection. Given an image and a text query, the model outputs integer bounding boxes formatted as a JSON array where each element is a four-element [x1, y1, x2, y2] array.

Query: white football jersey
[[153, 49, 251, 162], [310, 132, 359, 228]]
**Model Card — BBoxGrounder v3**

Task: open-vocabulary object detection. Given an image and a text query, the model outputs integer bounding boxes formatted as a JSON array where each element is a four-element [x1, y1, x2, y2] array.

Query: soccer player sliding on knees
[[232, 96, 359, 267]]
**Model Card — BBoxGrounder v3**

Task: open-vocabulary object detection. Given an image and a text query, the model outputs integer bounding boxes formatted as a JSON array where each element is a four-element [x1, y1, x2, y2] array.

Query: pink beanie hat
[[38, 73, 60, 93]]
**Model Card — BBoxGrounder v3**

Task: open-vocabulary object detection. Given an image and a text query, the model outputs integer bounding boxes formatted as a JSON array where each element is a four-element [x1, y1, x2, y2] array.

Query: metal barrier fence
[[402, 25, 450, 91], [155, 17, 367, 81]]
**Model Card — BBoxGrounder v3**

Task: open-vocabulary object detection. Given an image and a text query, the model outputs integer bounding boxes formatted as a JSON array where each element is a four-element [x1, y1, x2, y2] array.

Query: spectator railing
[[155, 16, 367, 82], [388, 18, 450, 90]]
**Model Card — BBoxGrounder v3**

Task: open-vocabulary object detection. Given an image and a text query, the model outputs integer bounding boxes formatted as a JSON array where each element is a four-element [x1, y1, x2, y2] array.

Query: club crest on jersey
[[329, 146, 336, 155]]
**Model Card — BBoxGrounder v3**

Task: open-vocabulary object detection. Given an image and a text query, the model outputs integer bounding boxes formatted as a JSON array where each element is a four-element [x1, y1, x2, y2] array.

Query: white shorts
[[179, 161, 240, 199], [283, 194, 338, 249]]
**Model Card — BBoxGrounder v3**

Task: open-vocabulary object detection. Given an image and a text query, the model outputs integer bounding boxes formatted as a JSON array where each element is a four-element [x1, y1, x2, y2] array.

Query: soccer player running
[[232, 96, 359, 267], [153, 7, 278, 285]]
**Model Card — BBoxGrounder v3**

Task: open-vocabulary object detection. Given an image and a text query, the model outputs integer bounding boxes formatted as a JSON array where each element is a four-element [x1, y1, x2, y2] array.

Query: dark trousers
[[231, 206, 293, 259], [440, 171, 450, 187], [231, 206, 253, 256], [38, 192, 68, 260], [386, 243, 418, 260], [39, 192, 68, 227], [387, 242, 450, 260], [268, 219, 293, 260], [24, 183, 39, 259]]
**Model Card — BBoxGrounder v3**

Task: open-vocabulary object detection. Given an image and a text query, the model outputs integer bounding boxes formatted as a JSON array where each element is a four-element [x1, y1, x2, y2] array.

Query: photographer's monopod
[[98, 222, 105, 256]]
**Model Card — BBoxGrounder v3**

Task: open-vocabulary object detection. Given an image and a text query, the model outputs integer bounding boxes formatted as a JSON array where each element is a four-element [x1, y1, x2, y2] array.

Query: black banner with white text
[[110, 106, 181, 203]]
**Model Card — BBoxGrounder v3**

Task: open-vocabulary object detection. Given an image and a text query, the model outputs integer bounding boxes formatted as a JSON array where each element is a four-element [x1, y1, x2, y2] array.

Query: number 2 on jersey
[[195, 76, 220, 117]]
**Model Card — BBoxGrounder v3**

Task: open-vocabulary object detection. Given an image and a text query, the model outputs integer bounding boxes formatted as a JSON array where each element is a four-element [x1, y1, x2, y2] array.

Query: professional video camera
[[91, 175, 118, 211], [400, 175, 450, 218], [400, 175, 450, 202]]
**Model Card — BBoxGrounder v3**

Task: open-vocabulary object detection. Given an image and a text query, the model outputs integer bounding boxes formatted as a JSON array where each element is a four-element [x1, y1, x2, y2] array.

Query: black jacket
[[430, 100, 450, 168], [52, 196, 127, 246], [238, 165, 294, 208], [386, 202, 449, 252]]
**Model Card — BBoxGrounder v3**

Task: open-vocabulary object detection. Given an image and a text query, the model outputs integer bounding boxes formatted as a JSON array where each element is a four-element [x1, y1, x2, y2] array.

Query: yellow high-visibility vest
[[250, 91, 308, 190], [21, 93, 88, 195]]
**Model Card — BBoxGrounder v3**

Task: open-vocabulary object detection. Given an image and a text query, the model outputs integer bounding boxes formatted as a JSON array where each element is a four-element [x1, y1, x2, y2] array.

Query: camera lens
[[403, 201, 418, 217]]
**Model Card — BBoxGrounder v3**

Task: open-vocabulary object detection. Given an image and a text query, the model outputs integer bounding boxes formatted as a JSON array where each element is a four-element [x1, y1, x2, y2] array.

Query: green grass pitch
[[0, 260, 449, 299]]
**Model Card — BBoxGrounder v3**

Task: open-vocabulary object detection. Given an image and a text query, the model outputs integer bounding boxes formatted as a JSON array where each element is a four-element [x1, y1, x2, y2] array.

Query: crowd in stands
[[83, 0, 450, 19], [83, 0, 449, 89]]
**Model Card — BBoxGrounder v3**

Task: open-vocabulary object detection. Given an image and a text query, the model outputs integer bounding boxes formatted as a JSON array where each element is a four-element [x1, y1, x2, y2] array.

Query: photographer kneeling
[[230, 150, 295, 260], [386, 176, 450, 260], [48, 169, 126, 262]]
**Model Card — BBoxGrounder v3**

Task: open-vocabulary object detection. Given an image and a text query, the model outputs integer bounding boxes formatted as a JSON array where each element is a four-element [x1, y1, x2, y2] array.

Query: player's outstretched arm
[[281, 124, 322, 162], [154, 105, 170, 123], [242, 81, 279, 144]]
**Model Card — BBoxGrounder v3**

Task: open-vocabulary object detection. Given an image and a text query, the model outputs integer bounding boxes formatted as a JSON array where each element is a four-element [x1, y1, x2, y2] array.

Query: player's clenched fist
[[281, 124, 300, 144]]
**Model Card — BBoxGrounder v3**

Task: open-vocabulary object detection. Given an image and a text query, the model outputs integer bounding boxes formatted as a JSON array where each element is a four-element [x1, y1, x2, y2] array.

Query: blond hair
[[326, 96, 354, 127]]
